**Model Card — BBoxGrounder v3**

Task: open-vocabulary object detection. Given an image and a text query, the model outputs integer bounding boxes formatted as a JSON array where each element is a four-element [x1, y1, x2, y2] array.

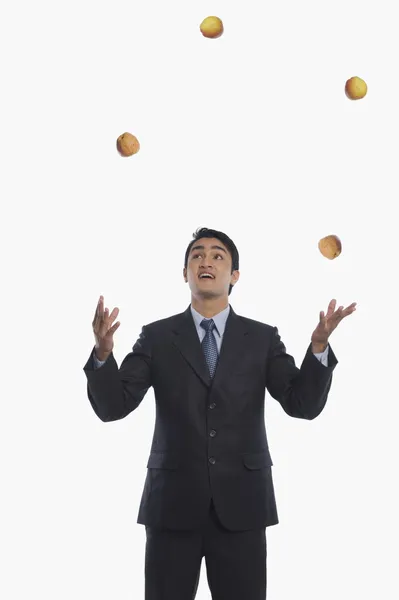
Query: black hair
[[184, 227, 239, 295]]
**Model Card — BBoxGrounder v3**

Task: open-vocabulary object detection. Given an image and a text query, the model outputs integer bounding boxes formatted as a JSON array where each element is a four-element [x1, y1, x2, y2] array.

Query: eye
[[191, 253, 223, 260]]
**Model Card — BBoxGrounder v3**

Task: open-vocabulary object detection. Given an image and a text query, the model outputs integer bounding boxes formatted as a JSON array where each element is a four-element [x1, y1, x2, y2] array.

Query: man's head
[[183, 227, 240, 300]]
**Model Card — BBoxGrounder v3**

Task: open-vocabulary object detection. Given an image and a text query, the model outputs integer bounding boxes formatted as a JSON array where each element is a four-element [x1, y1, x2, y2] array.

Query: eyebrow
[[190, 244, 227, 254]]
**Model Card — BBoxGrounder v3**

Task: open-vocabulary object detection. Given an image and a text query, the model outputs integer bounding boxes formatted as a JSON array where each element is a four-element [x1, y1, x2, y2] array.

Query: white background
[[1, 0, 398, 598]]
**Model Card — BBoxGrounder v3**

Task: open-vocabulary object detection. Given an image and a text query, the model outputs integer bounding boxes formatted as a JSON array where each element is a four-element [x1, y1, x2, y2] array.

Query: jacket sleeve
[[265, 326, 339, 420], [83, 325, 152, 422]]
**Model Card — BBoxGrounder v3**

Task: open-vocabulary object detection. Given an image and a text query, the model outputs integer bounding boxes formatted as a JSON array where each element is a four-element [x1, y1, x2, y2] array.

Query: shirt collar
[[190, 304, 231, 337]]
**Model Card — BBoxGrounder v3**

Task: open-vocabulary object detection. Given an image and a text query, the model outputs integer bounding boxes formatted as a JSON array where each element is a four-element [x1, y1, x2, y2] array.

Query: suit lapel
[[171, 304, 249, 388]]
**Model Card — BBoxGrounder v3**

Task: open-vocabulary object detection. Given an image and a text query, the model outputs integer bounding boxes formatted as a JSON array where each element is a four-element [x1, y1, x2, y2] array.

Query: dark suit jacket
[[83, 304, 338, 531]]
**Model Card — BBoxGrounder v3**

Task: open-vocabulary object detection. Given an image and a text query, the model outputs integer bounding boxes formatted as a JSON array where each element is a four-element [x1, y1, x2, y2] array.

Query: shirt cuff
[[312, 345, 329, 367], [93, 350, 107, 369]]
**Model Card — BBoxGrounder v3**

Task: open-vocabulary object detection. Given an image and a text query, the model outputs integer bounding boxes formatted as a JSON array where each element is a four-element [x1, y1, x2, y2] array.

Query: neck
[[191, 295, 229, 318]]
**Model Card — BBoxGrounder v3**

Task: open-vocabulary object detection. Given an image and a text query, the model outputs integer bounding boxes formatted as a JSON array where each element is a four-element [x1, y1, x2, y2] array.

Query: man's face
[[183, 237, 239, 299]]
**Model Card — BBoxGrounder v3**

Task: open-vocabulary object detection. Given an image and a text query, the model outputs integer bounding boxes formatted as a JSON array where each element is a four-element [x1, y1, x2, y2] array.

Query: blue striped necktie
[[200, 318, 219, 378]]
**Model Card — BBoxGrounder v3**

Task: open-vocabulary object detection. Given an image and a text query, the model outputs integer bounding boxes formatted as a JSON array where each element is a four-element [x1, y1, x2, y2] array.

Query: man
[[83, 227, 356, 600]]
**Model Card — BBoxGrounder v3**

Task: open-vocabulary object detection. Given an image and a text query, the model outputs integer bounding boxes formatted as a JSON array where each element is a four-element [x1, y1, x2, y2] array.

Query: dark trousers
[[144, 500, 267, 599]]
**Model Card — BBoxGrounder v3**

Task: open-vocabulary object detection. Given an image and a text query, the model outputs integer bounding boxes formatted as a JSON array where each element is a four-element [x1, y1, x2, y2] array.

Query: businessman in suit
[[83, 227, 356, 599]]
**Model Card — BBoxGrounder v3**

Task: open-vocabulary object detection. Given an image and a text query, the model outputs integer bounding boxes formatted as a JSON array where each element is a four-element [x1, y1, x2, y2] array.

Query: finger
[[343, 303, 357, 315], [320, 312, 329, 329], [108, 307, 119, 325], [326, 299, 337, 317], [97, 303, 118, 325], [335, 306, 345, 320], [93, 295, 104, 324], [94, 302, 110, 335], [109, 321, 120, 334]]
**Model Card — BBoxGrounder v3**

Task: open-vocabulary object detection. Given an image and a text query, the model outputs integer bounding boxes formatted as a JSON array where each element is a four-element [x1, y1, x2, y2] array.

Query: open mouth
[[198, 273, 215, 280]]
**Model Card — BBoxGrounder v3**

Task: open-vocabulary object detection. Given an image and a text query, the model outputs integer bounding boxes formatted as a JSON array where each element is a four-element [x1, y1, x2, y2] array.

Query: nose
[[200, 260, 213, 270]]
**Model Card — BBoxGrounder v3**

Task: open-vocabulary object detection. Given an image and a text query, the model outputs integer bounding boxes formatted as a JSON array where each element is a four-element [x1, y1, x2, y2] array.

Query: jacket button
[[210, 429, 216, 437], [209, 403, 216, 409], [209, 457, 216, 464]]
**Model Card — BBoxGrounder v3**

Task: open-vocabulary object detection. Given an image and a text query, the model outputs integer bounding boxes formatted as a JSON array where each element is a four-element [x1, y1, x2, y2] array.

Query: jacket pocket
[[243, 449, 273, 470], [147, 452, 179, 470]]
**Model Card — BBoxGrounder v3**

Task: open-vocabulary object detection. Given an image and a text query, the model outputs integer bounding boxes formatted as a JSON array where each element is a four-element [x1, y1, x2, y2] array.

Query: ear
[[183, 267, 187, 282], [231, 270, 240, 284]]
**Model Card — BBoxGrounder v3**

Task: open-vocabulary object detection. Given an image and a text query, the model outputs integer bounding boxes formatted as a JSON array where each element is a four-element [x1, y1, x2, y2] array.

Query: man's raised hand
[[92, 295, 120, 360]]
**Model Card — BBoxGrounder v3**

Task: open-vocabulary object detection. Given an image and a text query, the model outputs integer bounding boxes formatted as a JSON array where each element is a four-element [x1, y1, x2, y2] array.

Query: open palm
[[311, 299, 357, 345]]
